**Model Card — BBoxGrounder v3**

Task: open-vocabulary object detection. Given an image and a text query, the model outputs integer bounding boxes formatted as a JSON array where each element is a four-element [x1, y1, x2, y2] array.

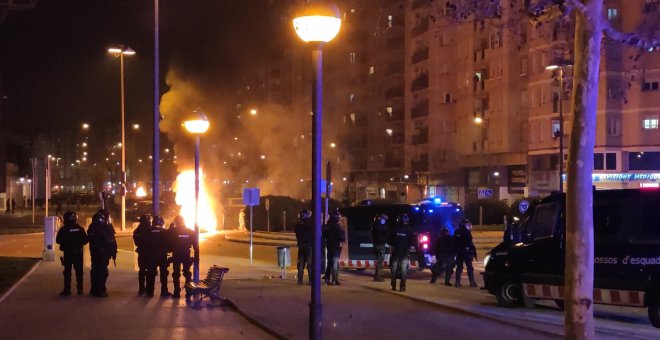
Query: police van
[[482, 189, 660, 327], [339, 199, 464, 270]]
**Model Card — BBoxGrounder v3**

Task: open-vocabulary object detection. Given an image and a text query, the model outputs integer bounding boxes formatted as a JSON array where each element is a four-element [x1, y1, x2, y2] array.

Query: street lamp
[[474, 116, 492, 189], [293, 2, 341, 339], [108, 44, 135, 231], [183, 110, 210, 283], [82, 123, 90, 130], [545, 62, 572, 192]]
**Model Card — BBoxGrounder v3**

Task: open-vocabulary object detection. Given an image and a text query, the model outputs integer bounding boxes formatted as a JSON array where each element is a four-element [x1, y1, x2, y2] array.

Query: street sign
[[478, 188, 493, 199], [242, 188, 260, 206]]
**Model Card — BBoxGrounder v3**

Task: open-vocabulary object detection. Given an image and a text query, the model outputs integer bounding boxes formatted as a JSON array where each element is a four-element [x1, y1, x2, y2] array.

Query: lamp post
[[474, 116, 492, 189], [184, 110, 210, 283], [545, 63, 571, 192], [108, 45, 136, 231], [153, 0, 161, 216], [293, 3, 341, 339]]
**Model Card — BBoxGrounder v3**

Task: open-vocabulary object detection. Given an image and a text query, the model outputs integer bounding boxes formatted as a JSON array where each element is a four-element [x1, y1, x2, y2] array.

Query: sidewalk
[[0, 253, 274, 340]]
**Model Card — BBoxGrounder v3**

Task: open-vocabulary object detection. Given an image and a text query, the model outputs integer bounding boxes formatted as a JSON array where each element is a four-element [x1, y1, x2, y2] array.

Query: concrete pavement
[[2, 231, 659, 339]]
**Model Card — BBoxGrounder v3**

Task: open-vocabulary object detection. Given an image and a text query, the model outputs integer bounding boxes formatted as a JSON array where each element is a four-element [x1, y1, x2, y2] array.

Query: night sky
[[0, 0, 289, 134]]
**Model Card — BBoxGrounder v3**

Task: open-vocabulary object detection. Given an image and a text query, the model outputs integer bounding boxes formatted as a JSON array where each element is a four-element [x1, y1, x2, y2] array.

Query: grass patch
[[0, 257, 40, 296]]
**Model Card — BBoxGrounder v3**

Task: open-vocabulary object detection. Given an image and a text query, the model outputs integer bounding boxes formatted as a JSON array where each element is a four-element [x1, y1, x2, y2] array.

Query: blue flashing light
[[455, 208, 460, 212], [433, 197, 442, 204], [428, 209, 434, 213], [414, 206, 420, 211]]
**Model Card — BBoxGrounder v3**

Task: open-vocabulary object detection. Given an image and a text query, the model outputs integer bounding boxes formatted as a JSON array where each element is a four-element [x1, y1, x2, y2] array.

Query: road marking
[[0, 260, 40, 305]]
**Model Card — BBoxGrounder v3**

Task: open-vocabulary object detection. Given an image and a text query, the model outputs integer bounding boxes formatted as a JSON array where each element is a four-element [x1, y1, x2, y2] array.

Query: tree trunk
[[564, 0, 602, 339]]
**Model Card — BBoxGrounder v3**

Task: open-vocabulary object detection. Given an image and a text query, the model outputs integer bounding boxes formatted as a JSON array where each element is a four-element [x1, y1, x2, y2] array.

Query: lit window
[[349, 52, 357, 63], [386, 106, 393, 114], [387, 15, 393, 28], [386, 129, 393, 136], [643, 117, 659, 130], [369, 66, 375, 75], [642, 81, 659, 91], [607, 8, 618, 20]]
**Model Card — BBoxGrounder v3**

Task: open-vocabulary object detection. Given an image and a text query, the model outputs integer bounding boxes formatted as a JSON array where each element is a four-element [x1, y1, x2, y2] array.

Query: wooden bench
[[185, 265, 229, 309]]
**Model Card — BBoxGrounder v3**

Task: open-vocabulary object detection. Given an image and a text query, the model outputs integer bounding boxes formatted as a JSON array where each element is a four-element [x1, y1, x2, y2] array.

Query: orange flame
[[174, 169, 218, 232]]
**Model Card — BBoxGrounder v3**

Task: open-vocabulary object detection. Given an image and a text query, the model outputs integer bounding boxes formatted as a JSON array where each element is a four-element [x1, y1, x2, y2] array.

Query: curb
[[224, 235, 296, 247], [0, 259, 41, 305], [360, 284, 564, 337], [225, 298, 288, 340]]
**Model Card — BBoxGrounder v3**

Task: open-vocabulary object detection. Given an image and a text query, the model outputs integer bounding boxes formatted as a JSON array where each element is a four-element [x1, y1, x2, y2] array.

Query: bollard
[[43, 216, 58, 262], [277, 246, 291, 279]]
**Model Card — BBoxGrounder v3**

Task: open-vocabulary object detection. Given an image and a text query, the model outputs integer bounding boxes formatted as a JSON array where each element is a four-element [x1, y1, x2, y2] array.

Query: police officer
[[430, 227, 455, 286], [370, 213, 389, 282], [454, 218, 478, 288], [153, 215, 171, 297], [133, 214, 151, 296], [294, 209, 313, 285], [143, 215, 171, 297], [56, 211, 88, 296], [323, 210, 345, 286], [389, 213, 413, 292], [87, 210, 117, 297], [169, 215, 197, 298]]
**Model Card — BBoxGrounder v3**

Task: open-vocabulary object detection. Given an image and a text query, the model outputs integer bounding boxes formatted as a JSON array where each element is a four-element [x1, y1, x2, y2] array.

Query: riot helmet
[[139, 214, 152, 225], [152, 215, 165, 227], [459, 218, 472, 230], [396, 213, 410, 225], [63, 211, 77, 225], [92, 212, 107, 224], [329, 209, 341, 222], [173, 215, 186, 228], [298, 209, 312, 220]]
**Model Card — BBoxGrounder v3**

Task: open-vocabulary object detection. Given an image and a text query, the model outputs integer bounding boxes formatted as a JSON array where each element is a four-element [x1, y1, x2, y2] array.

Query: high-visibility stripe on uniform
[[523, 283, 645, 307]]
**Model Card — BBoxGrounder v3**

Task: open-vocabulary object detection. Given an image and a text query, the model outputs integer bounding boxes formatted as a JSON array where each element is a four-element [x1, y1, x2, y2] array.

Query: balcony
[[411, 72, 429, 91], [411, 47, 429, 64], [385, 156, 404, 168], [411, 99, 429, 118], [386, 62, 404, 76], [411, 154, 429, 172], [411, 18, 429, 37], [386, 108, 405, 121], [411, 127, 429, 145], [385, 87, 404, 99], [386, 34, 404, 49], [386, 133, 405, 145]]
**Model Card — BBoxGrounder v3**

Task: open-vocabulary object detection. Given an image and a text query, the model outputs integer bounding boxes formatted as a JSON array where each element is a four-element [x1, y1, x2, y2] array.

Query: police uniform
[[144, 221, 171, 297], [323, 212, 345, 285], [388, 215, 413, 292], [454, 220, 477, 287], [371, 214, 389, 282], [430, 228, 455, 286], [169, 218, 197, 298], [87, 211, 117, 297], [56, 212, 89, 296], [132, 215, 151, 295], [294, 212, 313, 285]]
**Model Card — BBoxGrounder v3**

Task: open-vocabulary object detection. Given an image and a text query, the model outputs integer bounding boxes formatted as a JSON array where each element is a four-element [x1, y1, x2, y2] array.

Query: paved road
[[2, 231, 658, 339]]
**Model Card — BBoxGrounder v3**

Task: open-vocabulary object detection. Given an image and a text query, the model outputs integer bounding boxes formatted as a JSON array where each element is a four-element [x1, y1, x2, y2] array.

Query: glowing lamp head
[[474, 117, 484, 124], [545, 64, 559, 71], [292, 3, 341, 43], [184, 110, 210, 134], [108, 46, 136, 56]]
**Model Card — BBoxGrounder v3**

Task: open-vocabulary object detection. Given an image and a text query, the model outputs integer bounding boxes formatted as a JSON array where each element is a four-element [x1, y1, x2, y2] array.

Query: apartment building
[[257, 0, 660, 204]]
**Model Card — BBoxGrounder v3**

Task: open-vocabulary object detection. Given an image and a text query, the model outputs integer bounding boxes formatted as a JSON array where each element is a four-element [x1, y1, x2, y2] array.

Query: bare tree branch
[[602, 17, 660, 50]]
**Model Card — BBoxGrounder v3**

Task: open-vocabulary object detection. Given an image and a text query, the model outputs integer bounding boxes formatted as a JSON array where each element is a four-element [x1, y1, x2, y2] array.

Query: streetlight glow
[[249, 109, 257, 115], [545, 64, 559, 70], [132, 123, 140, 130], [474, 117, 484, 124], [184, 111, 210, 134], [82, 123, 90, 130], [293, 3, 342, 43]]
